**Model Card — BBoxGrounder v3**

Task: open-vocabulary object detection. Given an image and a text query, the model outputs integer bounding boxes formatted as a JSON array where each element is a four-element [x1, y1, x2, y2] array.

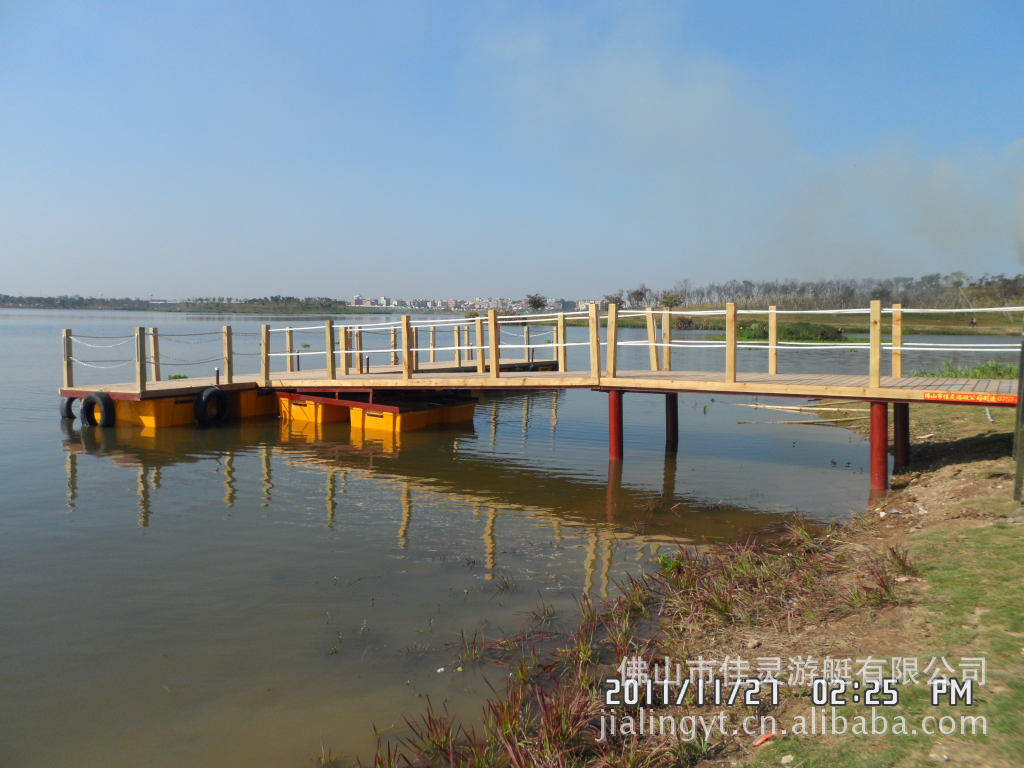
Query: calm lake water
[[0, 308, 1010, 766]]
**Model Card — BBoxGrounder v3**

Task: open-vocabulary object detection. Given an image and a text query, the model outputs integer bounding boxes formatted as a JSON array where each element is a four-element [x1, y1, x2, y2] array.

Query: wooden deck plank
[[59, 367, 1018, 407]]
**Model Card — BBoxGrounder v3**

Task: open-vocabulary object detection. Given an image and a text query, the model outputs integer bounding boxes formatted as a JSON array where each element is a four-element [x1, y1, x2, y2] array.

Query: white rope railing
[[663, 309, 728, 317], [887, 345, 1018, 353], [410, 317, 475, 328], [411, 344, 479, 353], [900, 342, 1017, 348], [69, 357, 133, 368], [160, 336, 221, 345], [335, 319, 403, 330], [268, 324, 325, 333], [888, 306, 1024, 314], [71, 337, 134, 349], [148, 355, 224, 366], [736, 308, 868, 315], [497, 342, 563, 351], [497, 311, 589, 321]]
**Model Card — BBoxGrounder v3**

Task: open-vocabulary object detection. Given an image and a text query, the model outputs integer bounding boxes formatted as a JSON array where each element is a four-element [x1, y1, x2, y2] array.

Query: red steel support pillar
[[893, 403, 910, 469], [608, 390, 624, 462], [665, 393, 679, 452], [870, 401, 888, 494]]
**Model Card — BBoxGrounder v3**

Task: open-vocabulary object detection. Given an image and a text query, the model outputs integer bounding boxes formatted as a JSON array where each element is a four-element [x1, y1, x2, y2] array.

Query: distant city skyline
[[2, 2, 1023, 298]]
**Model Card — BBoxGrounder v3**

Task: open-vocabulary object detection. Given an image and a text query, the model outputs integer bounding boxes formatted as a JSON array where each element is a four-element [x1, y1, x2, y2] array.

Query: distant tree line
[[0, 294, 365, 314], [0, 294, 153, 310], [600, 272, 1024, 310]]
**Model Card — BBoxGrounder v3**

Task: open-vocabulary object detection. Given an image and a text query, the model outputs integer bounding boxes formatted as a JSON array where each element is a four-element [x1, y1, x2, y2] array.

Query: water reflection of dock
[[60, 393, 797, 595]]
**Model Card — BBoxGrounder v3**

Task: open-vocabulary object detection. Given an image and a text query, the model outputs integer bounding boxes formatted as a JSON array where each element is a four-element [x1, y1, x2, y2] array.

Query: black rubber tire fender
[[195, 386, 230, 425], [81, 392, 116, 427], [60, 396, 78, 420]]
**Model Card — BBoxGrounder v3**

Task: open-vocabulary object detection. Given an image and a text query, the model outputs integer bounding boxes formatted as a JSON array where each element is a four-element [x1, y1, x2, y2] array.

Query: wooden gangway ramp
[[58, 301, 1021, 495]]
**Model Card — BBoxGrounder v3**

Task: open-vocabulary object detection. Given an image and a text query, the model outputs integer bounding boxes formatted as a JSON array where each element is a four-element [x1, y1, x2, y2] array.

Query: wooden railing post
[[556, 313, 567, 372], [768, 305, 778, 375], [488, 309, 500, 378], [454, 325, 462, 367], [338, 326, 349, 375], [869, 300, 881, 388], [222, 325, 234, 384], [645, 307, 658, 371], [725, 302, 737, 383], [429, 325, 436, 363], [606, 303, 618, 378], [390, 328, 398, 365], [324, 319, 336, 379], [135, 326, 147, 394], [401, 316, 413, 379], [891, 303, 902, 378], [285, 327, 295, 372], [661, 309, 672, 371], [355, 327, 363, 358], [523, 324, 530, 362], [588, 303, 600, 379], [149, 328, 161, 382], [260, 324, 270, 387], [62, 328, 74, 388], [475, 317, 485, 373]]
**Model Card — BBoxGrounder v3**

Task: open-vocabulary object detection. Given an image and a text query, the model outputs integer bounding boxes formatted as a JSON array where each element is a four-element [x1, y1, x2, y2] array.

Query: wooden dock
[[58, 301, 1021, 495], [60, 366, 1015, 405]]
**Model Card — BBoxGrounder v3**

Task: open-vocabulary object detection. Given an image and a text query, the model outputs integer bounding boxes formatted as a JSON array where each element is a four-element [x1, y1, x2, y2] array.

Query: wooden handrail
[[324, 320, 336, 379], [222, 325, 233, 384], [149, 327, 161, 382], [474, 317, 485, 373], [556, 313, 567, 372], [135, 326, 147, 393], [661, 309, 671, 371], [869, 300, 881, 388], [488, 309, 500, 378], [891, 303, 902, 378], [260, 324, 270, 386], [645, 307, 658, 371], [606, 303, 619, 377], [62, 328, 73, 388], [725, 303, 737, 383], [401, 316, 413, 379]]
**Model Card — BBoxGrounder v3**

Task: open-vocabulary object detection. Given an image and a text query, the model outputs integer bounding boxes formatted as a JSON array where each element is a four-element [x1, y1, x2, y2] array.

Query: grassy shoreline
[[321, 400, 1021, 767]]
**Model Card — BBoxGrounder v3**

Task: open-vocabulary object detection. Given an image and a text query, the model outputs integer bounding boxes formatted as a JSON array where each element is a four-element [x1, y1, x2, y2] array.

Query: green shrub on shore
[[712, 321, 847, 342], [911, 360, 1018, 379]]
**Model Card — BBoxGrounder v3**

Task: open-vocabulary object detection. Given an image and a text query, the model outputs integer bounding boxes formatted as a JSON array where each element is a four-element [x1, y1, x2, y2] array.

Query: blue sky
[[2, 1, 1022, 300]]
